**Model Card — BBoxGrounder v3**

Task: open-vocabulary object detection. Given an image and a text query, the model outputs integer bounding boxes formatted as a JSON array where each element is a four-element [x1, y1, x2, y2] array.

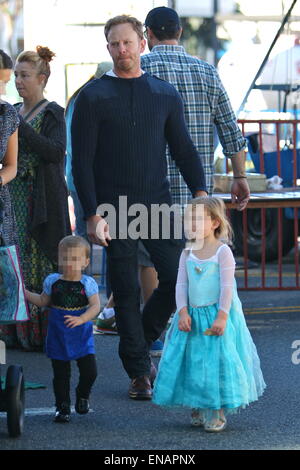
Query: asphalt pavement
[[1, 288, 300, 452]]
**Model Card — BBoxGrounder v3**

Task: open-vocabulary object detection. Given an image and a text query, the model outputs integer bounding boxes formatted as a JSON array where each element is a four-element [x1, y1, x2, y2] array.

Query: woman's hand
[[178, 307, 191, 332]]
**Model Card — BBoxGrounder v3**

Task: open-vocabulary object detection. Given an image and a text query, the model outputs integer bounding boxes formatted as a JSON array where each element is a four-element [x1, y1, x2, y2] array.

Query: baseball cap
[[144, 6, 181, 32]]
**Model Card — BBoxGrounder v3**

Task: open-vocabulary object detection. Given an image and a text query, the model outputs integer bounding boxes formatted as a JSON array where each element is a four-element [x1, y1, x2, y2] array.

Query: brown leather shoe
[[129, 376, 152, 400]]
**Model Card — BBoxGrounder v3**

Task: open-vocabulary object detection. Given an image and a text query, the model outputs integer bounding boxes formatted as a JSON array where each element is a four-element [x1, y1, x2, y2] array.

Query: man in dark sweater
[[72, 15, 207, 400]]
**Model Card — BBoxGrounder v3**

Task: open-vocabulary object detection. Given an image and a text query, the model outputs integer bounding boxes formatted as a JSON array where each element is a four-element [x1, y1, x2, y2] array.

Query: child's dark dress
[[43, 273, 98, 361]]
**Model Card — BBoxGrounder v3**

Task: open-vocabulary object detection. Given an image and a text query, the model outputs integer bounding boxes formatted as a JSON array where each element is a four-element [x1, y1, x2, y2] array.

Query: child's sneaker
[[75, 397, 90, 415], [95, 309, 118, 335], [54, 403, 71, 423], [150, 339, 164, 357]]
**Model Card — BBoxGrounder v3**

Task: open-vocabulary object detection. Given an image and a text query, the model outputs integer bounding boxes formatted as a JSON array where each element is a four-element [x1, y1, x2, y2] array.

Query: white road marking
[[0, 406, 94, 417]]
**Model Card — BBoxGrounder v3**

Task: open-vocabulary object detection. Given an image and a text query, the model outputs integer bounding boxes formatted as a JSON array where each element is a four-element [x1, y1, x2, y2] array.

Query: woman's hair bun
[[36, 46, 55, 63]]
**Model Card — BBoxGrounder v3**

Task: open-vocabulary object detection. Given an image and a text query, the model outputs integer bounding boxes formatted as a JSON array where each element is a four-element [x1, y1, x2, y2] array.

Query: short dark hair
[[0, 50, 13, 70], [105, 15, 144, 41], [149, 27, 181, 41]]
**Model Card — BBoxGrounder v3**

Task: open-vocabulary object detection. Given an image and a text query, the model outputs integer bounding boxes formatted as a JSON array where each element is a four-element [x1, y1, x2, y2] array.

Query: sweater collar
[[102, 72, 148, 82], [106, 69, 146, 78]]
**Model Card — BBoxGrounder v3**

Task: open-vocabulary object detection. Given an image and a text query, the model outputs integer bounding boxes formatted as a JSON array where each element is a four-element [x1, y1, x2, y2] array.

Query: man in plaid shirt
[[141, 6, 250, 208]]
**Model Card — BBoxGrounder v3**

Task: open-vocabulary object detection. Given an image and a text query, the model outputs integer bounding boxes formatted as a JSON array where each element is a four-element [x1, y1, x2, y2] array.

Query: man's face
[[107, 22, 146, 75]]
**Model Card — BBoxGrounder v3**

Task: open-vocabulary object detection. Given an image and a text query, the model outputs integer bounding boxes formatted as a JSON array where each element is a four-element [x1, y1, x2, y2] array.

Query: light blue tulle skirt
[[152, 301, 266, 417]]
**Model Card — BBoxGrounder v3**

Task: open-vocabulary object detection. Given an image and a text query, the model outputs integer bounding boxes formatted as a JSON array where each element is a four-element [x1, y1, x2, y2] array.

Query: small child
[[152, 197, 266, 432], [25, 235, 100, 423]]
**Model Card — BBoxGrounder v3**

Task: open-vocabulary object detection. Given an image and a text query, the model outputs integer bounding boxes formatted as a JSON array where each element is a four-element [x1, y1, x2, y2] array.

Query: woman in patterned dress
[[0, 46, 71, 351], [0, 50, 19, 248]]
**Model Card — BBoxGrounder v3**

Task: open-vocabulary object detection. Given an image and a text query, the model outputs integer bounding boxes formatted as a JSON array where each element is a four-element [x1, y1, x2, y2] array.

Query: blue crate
[[250, 147, 300, 186], [247, 135, 300, 186]]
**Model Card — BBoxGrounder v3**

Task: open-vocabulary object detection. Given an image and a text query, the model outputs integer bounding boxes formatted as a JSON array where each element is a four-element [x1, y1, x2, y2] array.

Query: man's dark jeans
[[106, 234, 184, 379]]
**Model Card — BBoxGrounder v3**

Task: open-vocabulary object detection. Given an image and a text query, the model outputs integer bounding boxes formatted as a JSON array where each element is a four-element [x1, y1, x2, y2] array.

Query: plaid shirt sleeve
[[213, 69, 246, 157]]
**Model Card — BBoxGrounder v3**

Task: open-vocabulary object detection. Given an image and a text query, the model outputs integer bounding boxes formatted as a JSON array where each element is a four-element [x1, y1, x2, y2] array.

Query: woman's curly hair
[[16, 46, 56, 87]]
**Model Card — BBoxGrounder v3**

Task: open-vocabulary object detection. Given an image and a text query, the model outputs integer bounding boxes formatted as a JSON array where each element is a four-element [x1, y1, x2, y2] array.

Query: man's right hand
[[230, 178, 250, 211], [87, 215, 111, 247]]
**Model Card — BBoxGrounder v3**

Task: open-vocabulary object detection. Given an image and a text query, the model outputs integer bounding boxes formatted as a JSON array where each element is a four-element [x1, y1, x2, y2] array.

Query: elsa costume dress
[[152, 244, 266, 418]]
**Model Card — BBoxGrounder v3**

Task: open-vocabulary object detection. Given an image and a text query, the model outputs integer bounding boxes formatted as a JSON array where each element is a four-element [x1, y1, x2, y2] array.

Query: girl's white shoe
[[204, 416, 227, 433], [190, 409, 205, 427]]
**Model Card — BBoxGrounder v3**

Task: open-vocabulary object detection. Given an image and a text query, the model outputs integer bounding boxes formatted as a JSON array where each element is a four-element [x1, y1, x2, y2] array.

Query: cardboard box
[[213, 173, 267, 193]]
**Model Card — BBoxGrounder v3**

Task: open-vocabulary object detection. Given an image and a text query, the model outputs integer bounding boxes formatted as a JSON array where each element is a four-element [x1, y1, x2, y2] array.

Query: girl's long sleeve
[[175, 250, 189, 312], [218, 244, 236, 314]]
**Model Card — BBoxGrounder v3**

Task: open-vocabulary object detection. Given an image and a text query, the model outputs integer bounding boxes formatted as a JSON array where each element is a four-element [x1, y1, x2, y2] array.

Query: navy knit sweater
[[71, 73, 207, 219]]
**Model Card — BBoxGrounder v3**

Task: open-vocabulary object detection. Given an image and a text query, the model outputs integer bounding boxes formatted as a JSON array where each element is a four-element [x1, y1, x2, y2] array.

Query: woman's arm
[[64, 293, 101, 329], [0, 129, 18, 185], [18, 108, 66, 164]]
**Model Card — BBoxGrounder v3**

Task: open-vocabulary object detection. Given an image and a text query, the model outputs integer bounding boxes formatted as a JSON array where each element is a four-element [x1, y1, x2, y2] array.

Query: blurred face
[[185, 206, 220, 248], [14, 61, 45, 99], [202, 210, 220, 239], [107, 22, 146, 76], [59, 246, 89, 276], [0, 69, 12, 97]]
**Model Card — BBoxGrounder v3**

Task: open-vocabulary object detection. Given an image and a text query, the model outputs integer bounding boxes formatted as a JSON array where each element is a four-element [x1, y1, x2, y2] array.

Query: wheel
[[230, 208, 295, 262], [5, 365, 25, 437]]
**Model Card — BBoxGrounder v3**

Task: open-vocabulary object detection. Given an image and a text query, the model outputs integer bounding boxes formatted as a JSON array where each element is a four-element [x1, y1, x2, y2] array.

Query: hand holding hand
[[24, 288, 30, 300]]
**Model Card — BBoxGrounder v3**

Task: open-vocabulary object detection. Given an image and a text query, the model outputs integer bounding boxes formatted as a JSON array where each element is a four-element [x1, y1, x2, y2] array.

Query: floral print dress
[[0, 101, 19, 247], [0, 107, 55, 350]]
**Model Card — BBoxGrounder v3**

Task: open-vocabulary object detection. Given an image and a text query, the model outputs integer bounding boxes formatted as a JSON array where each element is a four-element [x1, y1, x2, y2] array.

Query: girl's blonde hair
[[58, 235, 91, 259], [187, 196, 233, 243], [16, 46, 55, 87]]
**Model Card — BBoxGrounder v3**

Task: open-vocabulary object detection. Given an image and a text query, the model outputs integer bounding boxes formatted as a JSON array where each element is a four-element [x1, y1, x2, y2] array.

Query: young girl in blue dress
[[25, 235, 100, 423], [152, 196, 266, 432]]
